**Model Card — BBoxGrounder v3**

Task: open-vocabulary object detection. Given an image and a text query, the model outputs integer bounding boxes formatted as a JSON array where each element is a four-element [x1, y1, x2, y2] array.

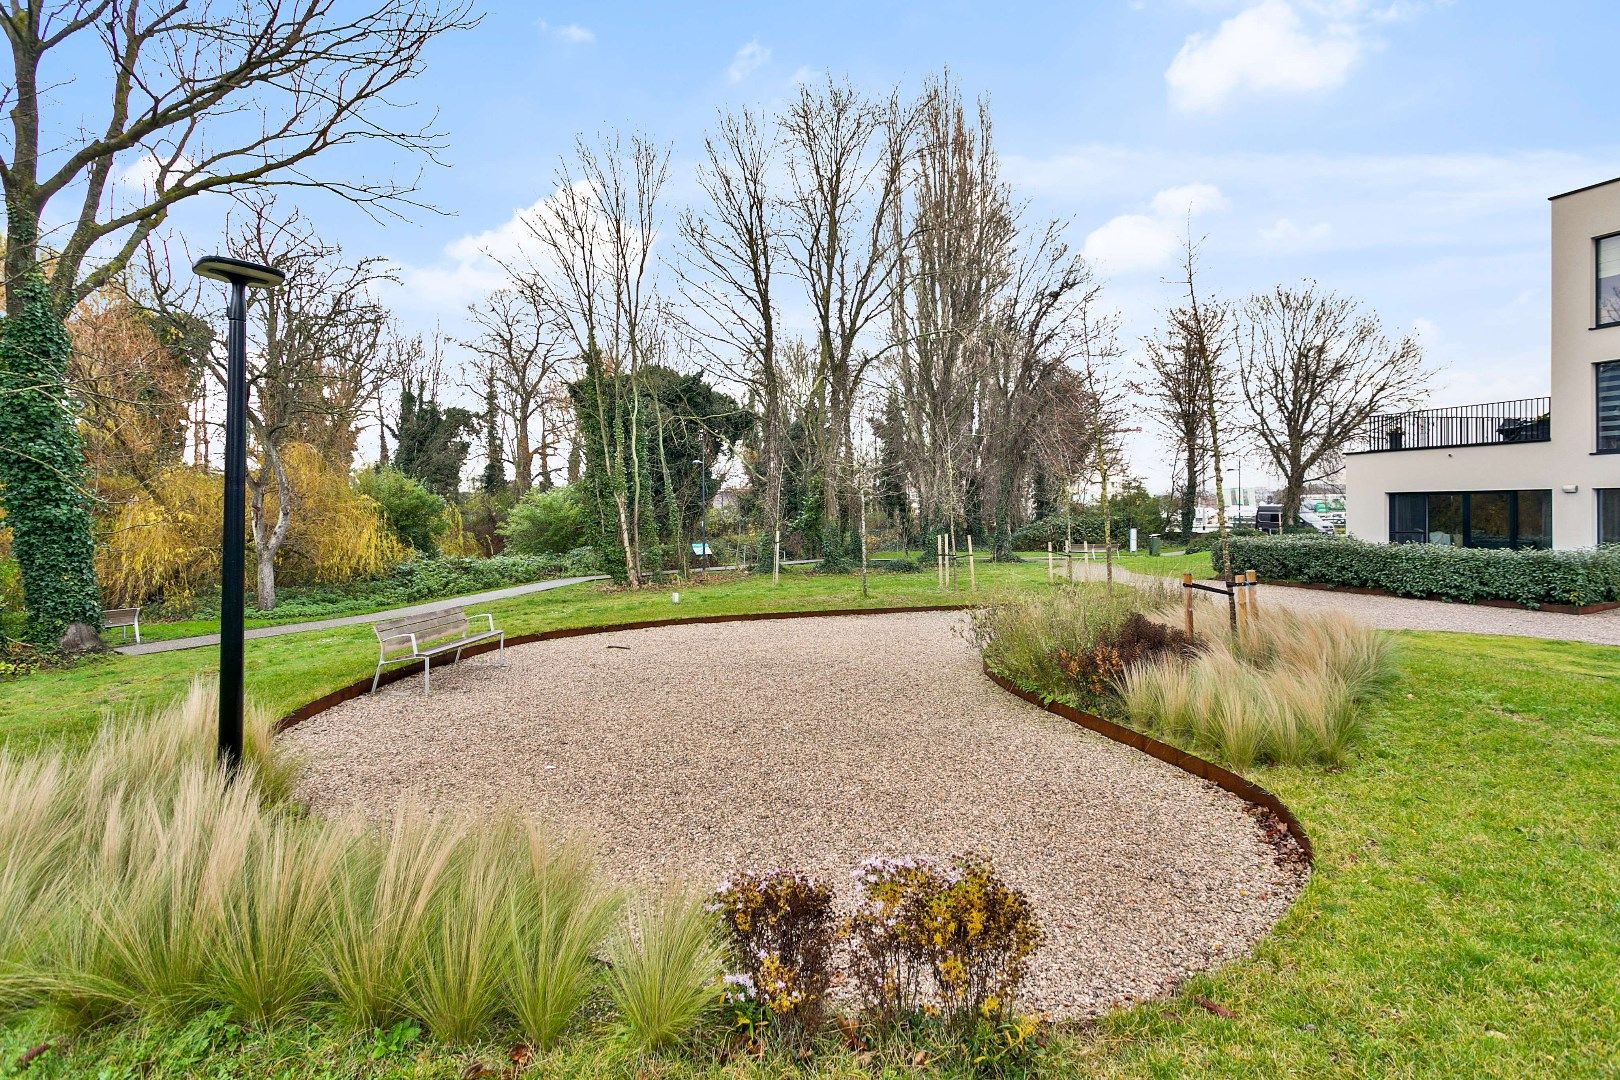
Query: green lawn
[[2, 569, 1616, 1077]]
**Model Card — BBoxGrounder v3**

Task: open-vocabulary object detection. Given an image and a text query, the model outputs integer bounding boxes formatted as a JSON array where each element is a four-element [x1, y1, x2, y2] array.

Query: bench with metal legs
[[371, 607, 507, 694]]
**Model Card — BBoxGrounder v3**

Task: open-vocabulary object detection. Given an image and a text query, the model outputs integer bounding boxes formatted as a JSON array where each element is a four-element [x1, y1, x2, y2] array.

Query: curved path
[[115, 575, 606, 656], [1074, 561, 1620, 646], [284, 610, 1304, 1018]]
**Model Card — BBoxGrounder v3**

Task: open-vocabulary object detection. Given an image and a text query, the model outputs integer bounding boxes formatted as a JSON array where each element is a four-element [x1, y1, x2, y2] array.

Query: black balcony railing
[[1348, 397, 1551, 453]]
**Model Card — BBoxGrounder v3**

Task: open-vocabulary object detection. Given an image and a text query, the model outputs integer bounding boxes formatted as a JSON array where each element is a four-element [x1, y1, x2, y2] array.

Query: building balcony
[[1347, 397, 1551, 454]]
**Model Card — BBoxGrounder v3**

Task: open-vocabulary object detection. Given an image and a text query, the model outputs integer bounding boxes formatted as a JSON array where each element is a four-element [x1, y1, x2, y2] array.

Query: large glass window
[[1387, 491, 1551, 550], [1516, 490, 1552, 550], [1599, 361, 1620, 452], [1469, 493, 1512, 549], [1601, 235, 1620, 328], [1601, 489, 1620, 546], [1389, 493, 1427, 544]]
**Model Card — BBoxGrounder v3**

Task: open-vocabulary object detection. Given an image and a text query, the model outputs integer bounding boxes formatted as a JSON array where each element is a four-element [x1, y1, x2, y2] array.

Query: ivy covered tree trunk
[[0, 266, 102, 645]]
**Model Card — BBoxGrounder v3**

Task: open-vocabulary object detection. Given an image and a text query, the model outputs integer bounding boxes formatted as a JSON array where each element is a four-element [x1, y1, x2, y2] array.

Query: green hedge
[[1218, 535, 1620, 608]]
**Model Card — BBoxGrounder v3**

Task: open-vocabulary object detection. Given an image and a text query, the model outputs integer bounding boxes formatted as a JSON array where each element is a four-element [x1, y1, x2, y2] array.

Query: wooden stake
[[1067, 541, 1075, 584], [773, 529, 780, 586], [1246, 569, 1260, 616], [967, 535, 976, 591], [1182, 572, 1195, 639], [1047, 542, 1054, 583]]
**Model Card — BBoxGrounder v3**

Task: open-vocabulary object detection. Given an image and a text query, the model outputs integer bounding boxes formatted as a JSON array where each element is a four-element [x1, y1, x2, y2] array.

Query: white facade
[[1345, 177, 1620, 550]]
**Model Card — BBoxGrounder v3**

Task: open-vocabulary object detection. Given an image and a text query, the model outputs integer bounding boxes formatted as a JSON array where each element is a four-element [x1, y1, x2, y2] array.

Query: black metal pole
[[219, 278, 248, 773]]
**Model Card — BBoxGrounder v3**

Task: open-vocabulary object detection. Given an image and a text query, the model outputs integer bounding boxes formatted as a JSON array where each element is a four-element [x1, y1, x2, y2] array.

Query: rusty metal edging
[[981, 664, 1314, 865], [274, 604, 977, 734], [272, 602, 1313, 866]]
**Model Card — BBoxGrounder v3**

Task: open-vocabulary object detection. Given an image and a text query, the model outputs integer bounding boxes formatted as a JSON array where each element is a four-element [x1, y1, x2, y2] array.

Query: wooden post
[[1067, 541, 1075, 584], [859, 489, 869, 599], [773, 529, 780, 586], [936, 534, 945, 591], [1246, 569, 1259, 616], [1235, 573, 1249, 633], [1182, 572, 1195, 639], [967, 535, 976, 592], [1047, 542, 1054, 583]]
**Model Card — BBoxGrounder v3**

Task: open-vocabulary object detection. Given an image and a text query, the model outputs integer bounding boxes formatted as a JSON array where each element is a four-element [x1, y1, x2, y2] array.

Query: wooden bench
[[372, 606, 505, 694], [103, 607, 141, 644]]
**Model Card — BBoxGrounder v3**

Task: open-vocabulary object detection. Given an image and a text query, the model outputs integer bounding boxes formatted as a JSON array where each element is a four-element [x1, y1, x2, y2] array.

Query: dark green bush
[[1221, 535, 1620, 608], [1183, 527, 1262, 555], [355, 466, 448, 553], [501, 486, 588, 555]]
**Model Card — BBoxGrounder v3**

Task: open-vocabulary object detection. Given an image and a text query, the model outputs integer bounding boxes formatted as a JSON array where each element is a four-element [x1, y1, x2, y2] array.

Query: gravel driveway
[[283, 611, 1305, 1018]]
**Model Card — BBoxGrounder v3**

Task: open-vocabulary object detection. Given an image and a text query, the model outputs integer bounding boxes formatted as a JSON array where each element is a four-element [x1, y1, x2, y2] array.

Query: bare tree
[[225, 197, 394, 609], [521, 134, 669, 585], [1166, 231, 1240, 627], [1135, 329, 1209, 541], [673, 107, 784, 564], [888, 80, 1013, 540], [779, 76, 915, 561], [1238, 282, 1427, 524], [461, 286, 570, 495], [1, 0, 476, 311]]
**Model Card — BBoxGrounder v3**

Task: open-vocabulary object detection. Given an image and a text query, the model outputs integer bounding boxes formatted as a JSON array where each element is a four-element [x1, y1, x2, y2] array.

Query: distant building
[[1345, 176, 1620, 550]]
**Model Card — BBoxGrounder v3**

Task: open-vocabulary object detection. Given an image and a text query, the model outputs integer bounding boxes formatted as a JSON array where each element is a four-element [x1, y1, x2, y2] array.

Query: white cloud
[[1083, 214, 1181, 274], [538, 20, 594, 44], [1084, 183, 1227, 273], [727, 40, 770, 83], [119, 151, 203, 193], [1165, 0, 1362, 112], [789, 65, 819, 86], [1151, 182, 1229, 217], [1261, 217, 1333, 247]]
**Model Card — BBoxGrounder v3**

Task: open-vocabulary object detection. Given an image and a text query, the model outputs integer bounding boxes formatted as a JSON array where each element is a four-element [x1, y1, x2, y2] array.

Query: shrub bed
[[1219, 535, 1620, 608]]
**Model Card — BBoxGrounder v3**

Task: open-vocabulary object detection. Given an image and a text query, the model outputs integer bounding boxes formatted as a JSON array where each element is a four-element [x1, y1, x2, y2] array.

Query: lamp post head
[[193, 255, 285, 290]]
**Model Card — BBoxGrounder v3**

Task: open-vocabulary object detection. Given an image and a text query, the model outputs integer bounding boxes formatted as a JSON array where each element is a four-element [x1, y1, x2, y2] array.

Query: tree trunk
[[1181, 444, 1198, 539], [249, 440, 293, 611]]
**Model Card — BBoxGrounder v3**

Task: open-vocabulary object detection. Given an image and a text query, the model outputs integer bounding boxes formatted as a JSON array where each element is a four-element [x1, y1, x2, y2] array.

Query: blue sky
[[49, 0, 1620, 489]]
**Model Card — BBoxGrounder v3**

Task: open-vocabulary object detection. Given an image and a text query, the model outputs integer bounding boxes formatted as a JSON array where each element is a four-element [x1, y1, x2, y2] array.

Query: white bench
[[372, 606, 505, 694], [103, 607, 141, 644]]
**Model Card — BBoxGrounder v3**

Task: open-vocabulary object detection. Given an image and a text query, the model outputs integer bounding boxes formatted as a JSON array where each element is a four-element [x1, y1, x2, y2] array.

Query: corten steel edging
[[274, 605, 977, 734], [1259, 578, 1620, 616], [981, 665, 1314, 865]]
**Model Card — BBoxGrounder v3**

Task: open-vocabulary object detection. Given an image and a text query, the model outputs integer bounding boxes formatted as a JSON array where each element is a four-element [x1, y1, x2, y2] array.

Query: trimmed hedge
[[1218, 535, 1620, 608]]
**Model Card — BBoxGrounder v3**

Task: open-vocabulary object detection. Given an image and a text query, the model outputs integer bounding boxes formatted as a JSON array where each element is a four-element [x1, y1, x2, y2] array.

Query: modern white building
[[1345, 177, 1620, 550]]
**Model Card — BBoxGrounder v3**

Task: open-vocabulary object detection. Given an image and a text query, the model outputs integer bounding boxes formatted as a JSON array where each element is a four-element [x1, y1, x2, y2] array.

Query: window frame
[[1597, 359, 1620, 454], [1598, 231, 1620, 329], [1386, 490, 1553, 550], [1600, 489, 1620, 547]]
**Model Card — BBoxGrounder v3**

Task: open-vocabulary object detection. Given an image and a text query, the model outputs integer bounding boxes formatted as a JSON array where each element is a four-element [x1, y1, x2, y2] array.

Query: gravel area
[[1076, 562, 1620, 646], [283, 611, 1305, 1018]]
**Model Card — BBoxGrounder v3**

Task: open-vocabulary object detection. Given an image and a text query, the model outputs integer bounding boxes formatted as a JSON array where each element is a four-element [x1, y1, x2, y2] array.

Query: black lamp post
[[193, 255, 285, 773], [691, 458, 707, 571]]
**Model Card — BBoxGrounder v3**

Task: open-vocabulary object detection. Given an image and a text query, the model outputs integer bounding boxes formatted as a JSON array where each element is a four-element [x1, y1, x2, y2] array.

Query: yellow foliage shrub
[[268, 444, 407, 586], [95, 445, 406, 608]]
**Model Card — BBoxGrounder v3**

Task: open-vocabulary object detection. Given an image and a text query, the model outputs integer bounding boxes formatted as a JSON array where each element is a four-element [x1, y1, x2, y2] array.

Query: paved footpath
[[116, 576, 606, 656], [1070, 562, 1620, 648]]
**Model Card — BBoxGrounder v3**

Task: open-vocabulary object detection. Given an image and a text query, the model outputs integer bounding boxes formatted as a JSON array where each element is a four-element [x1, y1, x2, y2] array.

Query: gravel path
[[284, 611, 1305, 1018], [1071, 561, 1620, 647]]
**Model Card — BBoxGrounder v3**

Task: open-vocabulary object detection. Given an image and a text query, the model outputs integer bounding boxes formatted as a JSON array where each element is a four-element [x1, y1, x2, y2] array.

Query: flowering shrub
[[847, 855, 1041, 1026], [710, 869, 838, 1040]]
